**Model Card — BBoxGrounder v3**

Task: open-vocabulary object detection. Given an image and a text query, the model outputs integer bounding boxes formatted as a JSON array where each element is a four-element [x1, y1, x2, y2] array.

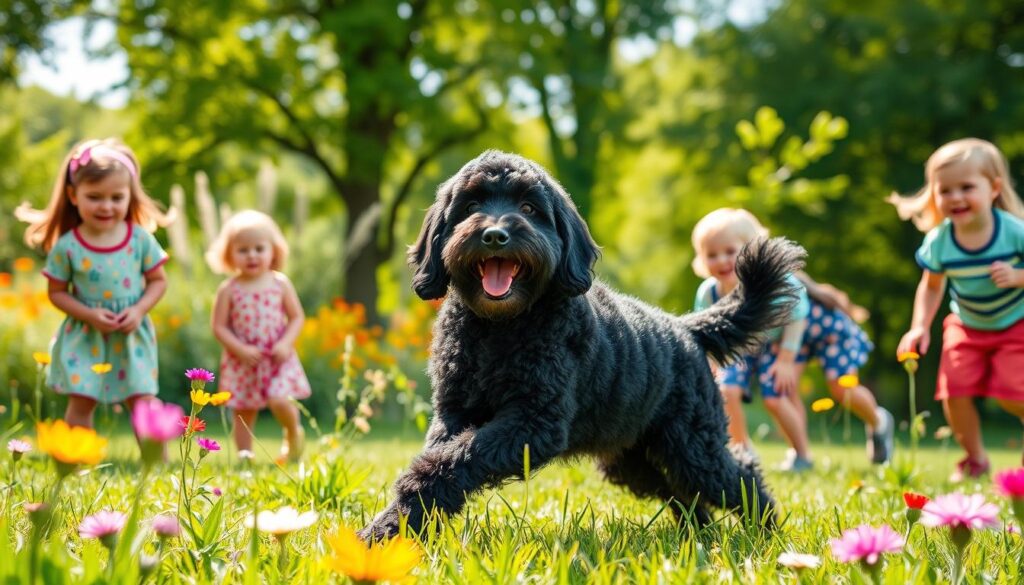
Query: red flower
[[179, 416, 206, 433], [903, 491, 929, 510]]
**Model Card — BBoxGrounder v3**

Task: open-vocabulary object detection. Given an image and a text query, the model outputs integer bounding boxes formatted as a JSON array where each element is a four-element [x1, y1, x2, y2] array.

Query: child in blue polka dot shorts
[[692, 208, 895, 471]]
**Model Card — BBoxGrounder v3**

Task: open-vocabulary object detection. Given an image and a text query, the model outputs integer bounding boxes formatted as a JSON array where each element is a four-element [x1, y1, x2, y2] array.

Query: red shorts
[[937, 314, 1024, 401]]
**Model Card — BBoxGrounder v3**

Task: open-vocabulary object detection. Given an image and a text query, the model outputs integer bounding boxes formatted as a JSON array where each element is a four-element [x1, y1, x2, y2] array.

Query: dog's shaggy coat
[[360, 150, 803, 540]]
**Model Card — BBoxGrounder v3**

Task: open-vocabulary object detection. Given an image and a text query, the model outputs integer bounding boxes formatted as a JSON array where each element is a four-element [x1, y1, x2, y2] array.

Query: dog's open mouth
[[478, 258, 521, 298]]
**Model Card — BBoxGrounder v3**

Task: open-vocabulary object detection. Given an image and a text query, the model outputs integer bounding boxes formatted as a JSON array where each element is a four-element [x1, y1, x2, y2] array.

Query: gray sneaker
[[868, 406, 895, 464], [779, 449, 814, 472]]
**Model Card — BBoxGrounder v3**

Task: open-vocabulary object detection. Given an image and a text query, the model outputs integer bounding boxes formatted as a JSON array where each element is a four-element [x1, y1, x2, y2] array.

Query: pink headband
[[67, 145, 138, 184]]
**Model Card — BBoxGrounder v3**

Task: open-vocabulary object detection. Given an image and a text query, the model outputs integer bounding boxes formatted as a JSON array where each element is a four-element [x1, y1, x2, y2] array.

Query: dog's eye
[[466, 202, 480, 214], [520, 203, 534, 215]]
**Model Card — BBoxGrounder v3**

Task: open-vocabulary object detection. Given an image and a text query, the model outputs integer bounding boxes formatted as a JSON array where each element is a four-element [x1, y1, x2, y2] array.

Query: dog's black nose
[[481, 226, 510, 249]]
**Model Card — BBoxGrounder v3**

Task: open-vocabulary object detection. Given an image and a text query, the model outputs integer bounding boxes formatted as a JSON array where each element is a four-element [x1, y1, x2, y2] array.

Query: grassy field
[[3, 414, 1024, 584]]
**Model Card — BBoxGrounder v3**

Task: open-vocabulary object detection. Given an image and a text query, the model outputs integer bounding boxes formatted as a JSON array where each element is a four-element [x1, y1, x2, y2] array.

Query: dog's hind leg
[[599, 446, 713, 527], [647, 420, 776, 529]]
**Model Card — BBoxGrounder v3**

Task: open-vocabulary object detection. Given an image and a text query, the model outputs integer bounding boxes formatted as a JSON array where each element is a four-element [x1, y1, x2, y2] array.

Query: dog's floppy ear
[[550, 184, 599, 296], [408, 180, 453, 300]]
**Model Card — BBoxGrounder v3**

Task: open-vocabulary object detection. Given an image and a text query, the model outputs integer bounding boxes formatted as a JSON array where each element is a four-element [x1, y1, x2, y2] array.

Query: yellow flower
[[91, 363, 112, 374], [190, 390, 212, 406], [36, 420, 107, 466], [811, 398, 835, 413], [33, 352, 51, 365], [324, 525, 422, 583], [898, 351, 919, 374], [209, 392, 231, 406], [837, 374, 859, 389]]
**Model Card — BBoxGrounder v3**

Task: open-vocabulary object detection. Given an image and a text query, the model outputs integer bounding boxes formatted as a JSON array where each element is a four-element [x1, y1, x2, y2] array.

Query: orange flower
[[36, 420, 107, 467], [13, 257, 35, 272], [0, 272, 11, 287], [209, 392, 231, 406], [897, 351, 920, 362]]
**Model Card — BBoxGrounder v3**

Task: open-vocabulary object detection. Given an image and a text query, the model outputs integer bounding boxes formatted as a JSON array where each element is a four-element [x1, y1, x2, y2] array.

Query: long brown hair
[[15, 138, 174, 251]]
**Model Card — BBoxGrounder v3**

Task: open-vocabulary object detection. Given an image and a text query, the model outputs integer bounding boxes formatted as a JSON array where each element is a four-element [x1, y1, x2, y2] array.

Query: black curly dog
[[360, 150, 803, 540]]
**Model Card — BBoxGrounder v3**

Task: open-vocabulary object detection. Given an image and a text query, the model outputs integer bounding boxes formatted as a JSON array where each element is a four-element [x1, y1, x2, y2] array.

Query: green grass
[[3, 417, 1024, 584]]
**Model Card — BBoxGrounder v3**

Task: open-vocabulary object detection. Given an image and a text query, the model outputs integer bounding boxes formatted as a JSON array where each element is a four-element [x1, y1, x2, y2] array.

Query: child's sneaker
[[949, 456, 990, 483], [779, 449, 814, 472], [867, 407, 895, 464]]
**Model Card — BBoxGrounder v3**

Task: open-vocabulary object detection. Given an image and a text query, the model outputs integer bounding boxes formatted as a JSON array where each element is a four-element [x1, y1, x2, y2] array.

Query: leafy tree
[[0, 0, 82, 85], [103, 0, 496, 321]]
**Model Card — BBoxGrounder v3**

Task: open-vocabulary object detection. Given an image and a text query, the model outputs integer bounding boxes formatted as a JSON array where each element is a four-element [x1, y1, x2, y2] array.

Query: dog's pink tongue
[[482, 258, 515, 297]]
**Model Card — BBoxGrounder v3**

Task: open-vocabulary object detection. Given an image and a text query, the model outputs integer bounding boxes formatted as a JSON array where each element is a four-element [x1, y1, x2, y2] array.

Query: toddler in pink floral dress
[[206, 210, 310, 460]]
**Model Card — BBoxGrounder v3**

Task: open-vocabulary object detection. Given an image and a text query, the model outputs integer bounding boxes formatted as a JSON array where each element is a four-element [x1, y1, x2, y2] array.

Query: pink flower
[[151, 514, 181, 538], [830, 524, 904, 565], [196, 437, 221, 452], [79, 510, 127, 540], [211, 487, 223, 496], [995, 469, 1024, 499], [921, 493, 1000, 530], [131, 399, 185, 442], [7, 439, 31, 458], [184, 368, 215, 383]]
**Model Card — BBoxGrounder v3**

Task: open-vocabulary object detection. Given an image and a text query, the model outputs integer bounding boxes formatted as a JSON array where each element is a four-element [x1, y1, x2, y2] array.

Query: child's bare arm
[[47, 279, 120, 333], [276, 275, 305, 346], [118, 265, 168, 332], [211, 282, 261, 365], [898, 271, 945, 355]]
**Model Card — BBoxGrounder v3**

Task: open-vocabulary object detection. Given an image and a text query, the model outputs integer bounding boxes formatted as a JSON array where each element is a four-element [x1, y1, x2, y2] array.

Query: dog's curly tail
[[683, 237, 806, 365]]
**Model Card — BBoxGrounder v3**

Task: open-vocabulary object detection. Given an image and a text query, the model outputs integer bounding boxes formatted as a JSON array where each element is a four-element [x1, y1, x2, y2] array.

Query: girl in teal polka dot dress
[[16, 138, 174, 429]]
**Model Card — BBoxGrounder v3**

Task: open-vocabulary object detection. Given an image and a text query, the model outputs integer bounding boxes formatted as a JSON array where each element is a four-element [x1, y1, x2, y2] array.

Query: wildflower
[[358, 402, 374, 417], [36, 420, 107, 474], [13, 257, 35, 272], [209, 391, 231, 406], [921, 493, 999, 552], [90, 363, 113, 374], [79, 510, 127, 549], [246, 506, 318, 538], [898, 351, 919, 374], [185, 368, 215, 392], [353, 416, 371, 434], [837, 374, 859, 389], [830, 524, 904, 566], [238, 449, 255, 461], [903, 491, 929, 524], [211, 486, 223, 497], [811, 398, 835, 413], [994, 468, 1024, 524], [32, 352, 51, 366], [934, 426, 953, 440], [196, 437, 220, 456], [7, 439, 31, 462], [777, 551, 821, 570], [0, 272, 10, 287], [151, 514, 181, 538], [324, 525, 422, 582], [132, 399, 185, 442], [179, 416, 206, 433], [190, 390, 212, 406]]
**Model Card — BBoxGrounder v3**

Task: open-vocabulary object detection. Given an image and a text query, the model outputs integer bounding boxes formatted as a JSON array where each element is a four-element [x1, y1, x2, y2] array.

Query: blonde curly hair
[[205, 210, 289, 275]]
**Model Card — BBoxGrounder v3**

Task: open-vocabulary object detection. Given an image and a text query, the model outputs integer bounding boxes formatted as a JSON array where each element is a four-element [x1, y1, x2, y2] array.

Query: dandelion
[[79, 510, 127, 549], [209, 391, 231, 406], [179, 416, 206, 433], [247, 506, 318, 538], [151, 514, 181, 538], [32, 352, 51, 366], [324, 525, 422, 583], [898, 351, 920, 374], [7, 439, 31, 462], [994, 468, 1024, 525], [837, 374, 859, 388], [777, 551, 821, 570], [831, 524, 903, 580], [36, 419, 107, 475], [903, 491, 929, 525], [91, 363, 113, 374], [811, 398, 835, 413]]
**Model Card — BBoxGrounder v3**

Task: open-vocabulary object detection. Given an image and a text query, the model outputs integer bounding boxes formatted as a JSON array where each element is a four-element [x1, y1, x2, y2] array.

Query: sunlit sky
[[19, 3, 766, 110]]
